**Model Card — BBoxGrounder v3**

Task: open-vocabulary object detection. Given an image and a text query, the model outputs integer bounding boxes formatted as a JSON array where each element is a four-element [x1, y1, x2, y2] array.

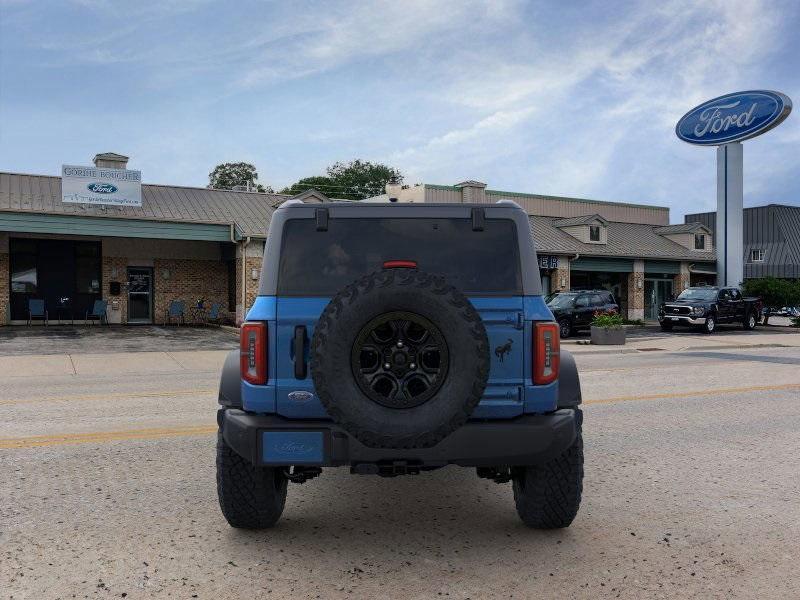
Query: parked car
[[547, 290, 619, 338], [216, 200, 584, 530], [659, 286, 762, 334]]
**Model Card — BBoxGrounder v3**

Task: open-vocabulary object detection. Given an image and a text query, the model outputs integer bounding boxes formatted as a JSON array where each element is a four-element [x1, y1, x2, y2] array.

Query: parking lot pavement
[[2, 346, 800, 598]]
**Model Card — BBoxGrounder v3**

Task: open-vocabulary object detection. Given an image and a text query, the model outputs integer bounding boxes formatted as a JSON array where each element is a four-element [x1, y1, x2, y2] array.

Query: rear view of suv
[[547, 290, 619, 338], [216, 200, 584, 529]]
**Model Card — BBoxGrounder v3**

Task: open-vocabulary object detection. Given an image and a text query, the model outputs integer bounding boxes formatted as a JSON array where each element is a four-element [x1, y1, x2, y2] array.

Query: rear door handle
[[293, 325, 307, 379]]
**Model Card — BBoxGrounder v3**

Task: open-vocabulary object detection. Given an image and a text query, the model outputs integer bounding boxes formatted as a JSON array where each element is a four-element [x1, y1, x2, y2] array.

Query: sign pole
[[715, 143, 743, 286]]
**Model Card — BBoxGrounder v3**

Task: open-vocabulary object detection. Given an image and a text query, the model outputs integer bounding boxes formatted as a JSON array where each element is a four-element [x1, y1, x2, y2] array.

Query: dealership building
[[1, 154, 717, 326]]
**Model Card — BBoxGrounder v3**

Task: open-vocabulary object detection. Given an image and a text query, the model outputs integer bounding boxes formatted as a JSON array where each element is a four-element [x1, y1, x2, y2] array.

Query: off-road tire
[[216, 431, 287, 529], [558, 318, 572, 339], [743, 311, 757, 331], [311, 268, 490, 449], [512, 408, 584, 529]]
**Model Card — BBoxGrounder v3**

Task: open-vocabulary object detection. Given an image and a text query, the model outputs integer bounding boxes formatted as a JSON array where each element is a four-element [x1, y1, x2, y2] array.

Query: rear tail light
[[240, 322, 267, 385], [533, 322, 560, 385]]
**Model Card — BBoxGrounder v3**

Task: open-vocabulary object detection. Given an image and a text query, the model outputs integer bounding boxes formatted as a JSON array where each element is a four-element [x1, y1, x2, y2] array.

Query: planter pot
[[590, 325, 626, 345]]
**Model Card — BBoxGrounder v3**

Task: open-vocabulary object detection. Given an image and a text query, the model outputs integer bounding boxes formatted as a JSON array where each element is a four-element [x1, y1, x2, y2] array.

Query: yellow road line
[[0, 425, 217, 449], [584, 382, 800, 405], [0, 388, 216, 406], [4, 383, 800, 450]]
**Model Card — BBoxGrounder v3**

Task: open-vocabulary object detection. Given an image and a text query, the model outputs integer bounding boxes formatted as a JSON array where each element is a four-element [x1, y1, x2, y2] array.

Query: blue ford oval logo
[[676, 90, 792, 146], [87, 182, 118, 194]]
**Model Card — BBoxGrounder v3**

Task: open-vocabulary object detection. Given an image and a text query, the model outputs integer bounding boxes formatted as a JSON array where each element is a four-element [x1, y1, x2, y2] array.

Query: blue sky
[[1, 0, 798, 221]]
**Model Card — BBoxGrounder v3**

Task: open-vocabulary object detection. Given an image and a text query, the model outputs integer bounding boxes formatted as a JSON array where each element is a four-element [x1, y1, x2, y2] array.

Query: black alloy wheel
[[351, 311, 449, 409], [558, 319, 572, 339]]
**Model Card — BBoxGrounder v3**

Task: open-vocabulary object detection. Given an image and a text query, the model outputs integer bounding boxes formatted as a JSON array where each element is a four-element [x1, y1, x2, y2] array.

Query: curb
[[567, 341, 794, 355]]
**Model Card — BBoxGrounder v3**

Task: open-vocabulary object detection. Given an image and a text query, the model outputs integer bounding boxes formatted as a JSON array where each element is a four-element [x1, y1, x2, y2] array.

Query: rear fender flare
[[557, 349, 582, 408], [218, 349, 242, 409]]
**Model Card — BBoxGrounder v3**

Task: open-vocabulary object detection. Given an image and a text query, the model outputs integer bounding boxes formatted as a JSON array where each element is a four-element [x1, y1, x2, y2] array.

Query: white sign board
[[61, 164, 142, 207]]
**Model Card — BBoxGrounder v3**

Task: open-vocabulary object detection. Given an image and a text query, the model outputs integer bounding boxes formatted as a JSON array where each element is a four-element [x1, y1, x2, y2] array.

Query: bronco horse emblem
[[494, 338, 513, 362]]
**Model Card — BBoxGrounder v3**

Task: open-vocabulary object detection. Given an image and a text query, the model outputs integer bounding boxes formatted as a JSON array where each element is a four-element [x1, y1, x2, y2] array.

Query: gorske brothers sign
[[62, 165, 142, 207], [676, 90, 792, 146]]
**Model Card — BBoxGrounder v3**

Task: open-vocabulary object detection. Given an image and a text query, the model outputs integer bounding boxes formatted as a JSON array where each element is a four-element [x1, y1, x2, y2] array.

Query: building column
[[553, 262, 571, 292], [236, 240, 265, 325], [626, 259, 644, 320], [0, 251, 9, 326], [102, 256, 128, 324], [673, 262, 691, 296]]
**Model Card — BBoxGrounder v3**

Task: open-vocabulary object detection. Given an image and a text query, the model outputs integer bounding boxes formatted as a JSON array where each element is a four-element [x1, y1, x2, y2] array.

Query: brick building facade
[[1, 156, 717, 326]]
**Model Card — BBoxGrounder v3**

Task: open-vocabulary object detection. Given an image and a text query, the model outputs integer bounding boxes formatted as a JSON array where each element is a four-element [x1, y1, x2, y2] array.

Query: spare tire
[[311, 268, 489, 449]]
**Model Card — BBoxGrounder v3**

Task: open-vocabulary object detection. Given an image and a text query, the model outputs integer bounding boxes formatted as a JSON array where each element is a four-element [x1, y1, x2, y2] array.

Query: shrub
[[591, 309, 624, 329]]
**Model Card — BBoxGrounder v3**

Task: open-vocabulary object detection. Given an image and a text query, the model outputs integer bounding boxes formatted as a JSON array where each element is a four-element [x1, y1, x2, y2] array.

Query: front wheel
[[216, 431, 288, 529], [512, 409, 584, 529], [558, 319, 573, 339], [701, 315, 716, 334], [743, 311, 757, 331], [660, 321, 673, 331]]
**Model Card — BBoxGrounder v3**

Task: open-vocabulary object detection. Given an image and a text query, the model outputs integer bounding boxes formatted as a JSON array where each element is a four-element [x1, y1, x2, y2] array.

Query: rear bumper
[[218, 408, 577, 468]]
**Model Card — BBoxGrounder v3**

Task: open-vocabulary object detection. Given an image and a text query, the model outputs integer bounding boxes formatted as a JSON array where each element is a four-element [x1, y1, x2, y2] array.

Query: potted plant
[[590, 309, 625, 345]]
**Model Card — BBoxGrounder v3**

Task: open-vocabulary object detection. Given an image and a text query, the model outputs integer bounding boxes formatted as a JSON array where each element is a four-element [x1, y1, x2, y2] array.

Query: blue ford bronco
[[216, 200, 584, 529]]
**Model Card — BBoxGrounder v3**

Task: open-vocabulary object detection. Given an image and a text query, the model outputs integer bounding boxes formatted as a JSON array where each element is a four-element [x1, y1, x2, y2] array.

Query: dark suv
[[216, 200, 584, 530], [547, 290, 619, 338]]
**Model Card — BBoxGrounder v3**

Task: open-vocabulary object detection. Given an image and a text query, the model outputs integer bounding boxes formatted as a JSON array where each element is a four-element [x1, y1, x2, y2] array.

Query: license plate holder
[[261, 431, 325, 464]]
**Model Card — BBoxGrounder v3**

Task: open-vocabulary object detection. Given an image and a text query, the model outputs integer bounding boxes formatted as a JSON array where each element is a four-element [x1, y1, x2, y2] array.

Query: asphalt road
[[2, 345, 800, 599]]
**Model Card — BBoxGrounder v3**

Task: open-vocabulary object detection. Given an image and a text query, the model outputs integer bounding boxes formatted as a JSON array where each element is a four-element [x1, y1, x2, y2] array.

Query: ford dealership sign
[[62, 165, 142, 207], [86, 182, 118, 194], [676, 90, 791, 146]]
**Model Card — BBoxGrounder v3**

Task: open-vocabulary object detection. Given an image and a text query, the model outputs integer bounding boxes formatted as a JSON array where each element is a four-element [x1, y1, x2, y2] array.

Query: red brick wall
[[153, 258, 229, 325], [102, 256, 129, 324], [0, 253, 9, 326]]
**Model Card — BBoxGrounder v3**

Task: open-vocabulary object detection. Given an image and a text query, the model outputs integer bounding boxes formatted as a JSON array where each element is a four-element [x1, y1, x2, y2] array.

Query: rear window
[[278, 217, 522, 295]]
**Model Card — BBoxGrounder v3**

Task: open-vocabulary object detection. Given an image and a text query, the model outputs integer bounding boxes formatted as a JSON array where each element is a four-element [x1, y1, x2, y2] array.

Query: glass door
[[127, 267, 153, 324], [644, 278, 674, 320]]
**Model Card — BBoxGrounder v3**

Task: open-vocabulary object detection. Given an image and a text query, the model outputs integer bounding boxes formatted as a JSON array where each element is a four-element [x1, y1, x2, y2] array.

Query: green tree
[[279, 176, 337, 197], [209, 162, 272, 193], [280, 159, 403, 200], [742, 277, 800, 325]]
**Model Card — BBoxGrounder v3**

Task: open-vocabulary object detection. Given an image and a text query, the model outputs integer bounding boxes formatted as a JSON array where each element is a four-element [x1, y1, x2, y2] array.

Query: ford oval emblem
[[288, 391, 314, 402], [676, 90, 792, 146], [87, 182, 118, 194]]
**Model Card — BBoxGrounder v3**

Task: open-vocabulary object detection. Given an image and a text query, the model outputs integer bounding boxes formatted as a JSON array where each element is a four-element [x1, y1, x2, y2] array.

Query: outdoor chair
[[85, 299, 109, 325], [205, 302, 223, 327], [165, 300, 186, 326], [27, 299, 48, 326]]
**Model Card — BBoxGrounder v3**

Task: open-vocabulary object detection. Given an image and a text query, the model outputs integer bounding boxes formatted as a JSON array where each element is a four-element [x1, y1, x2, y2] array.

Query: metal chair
[[165, 300, 186, 326], [27, 299, 48, 326], [205, 302, 222, 327], [85, 299, 109, 325]]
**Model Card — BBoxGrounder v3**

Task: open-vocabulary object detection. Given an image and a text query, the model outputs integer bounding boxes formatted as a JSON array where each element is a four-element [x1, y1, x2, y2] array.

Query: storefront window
[[75, 243, 101, 293], [10, 239, 37, 293], [11, 254, 37, 292]]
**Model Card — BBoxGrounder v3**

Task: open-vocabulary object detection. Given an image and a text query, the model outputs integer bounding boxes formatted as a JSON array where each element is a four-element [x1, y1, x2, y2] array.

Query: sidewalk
[[564, 329, 800, 354], [0, 349, 230, 378]]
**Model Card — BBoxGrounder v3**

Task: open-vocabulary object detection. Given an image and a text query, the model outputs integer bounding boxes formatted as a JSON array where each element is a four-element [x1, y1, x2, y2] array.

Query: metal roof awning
[[0, 211, 236, 243]]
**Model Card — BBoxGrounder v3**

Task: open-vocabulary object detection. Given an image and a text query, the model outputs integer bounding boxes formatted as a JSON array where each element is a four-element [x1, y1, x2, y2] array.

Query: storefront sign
[[61, 165, 142, 207], [538, 255, 559, 269], [675, 90, 792, 146]]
